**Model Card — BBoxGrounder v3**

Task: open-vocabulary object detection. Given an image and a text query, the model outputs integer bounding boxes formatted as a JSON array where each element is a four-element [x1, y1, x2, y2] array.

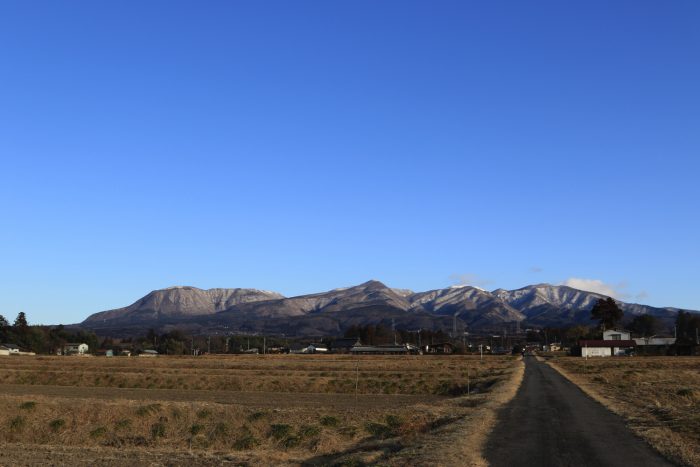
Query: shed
[[578, 339, 636, 357], [425, 342, 454, 354], [2, 344, 20, 354], [139, 349, 159, 357], [307, 343, 329, 354], [63, 343, 89, 355]]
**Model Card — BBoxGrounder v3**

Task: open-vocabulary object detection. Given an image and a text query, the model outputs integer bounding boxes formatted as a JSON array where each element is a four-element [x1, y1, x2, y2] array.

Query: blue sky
[[1, 1, 698, 324]]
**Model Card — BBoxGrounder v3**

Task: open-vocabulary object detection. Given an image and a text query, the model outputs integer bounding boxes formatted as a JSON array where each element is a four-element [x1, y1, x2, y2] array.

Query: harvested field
[[0, 354, 521, 466], [548, 356, 700, 467]]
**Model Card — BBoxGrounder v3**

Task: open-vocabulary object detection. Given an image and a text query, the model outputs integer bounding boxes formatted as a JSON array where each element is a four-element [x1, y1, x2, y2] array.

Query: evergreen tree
[[590, 297, 623, 331], [13, 312, 28, 329], [629, 314, 659, 337]]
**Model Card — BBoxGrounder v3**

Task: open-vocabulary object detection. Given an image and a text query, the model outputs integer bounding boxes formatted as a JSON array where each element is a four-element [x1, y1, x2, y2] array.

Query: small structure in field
[[139, 349, 159, 357], [425, 342, 454, 354], [306, 343, 329, 354], [2, 344, 20, 355], [0, 345, 11, 356], [120, 349, 132, 357], [577, 339, 636, 357], [62, 343, 89, 355]]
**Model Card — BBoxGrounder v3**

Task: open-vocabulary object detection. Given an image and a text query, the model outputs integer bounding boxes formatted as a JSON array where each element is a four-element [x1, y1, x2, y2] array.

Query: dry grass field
[[549, 356, 700, 467], [0, 354, 522, 466]]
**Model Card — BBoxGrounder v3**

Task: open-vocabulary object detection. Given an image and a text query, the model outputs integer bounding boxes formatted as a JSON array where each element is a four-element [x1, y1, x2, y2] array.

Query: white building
[[603, 329, 631, 341], [579, 338, 636, 357], [63, 343, 89, 355]]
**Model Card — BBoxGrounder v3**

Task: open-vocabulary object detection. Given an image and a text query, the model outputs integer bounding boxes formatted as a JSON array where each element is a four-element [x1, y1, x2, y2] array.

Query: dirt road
[[485, 357, 674, 467], [0, 383, 438, 409]]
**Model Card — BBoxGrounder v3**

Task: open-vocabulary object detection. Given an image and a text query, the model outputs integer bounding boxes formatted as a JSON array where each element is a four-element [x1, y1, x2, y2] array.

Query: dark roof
[[2, 344, 20, 349], [579, 340, 636, 347]]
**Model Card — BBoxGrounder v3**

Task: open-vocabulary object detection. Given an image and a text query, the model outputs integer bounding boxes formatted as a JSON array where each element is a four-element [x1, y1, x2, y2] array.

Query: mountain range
[[80, 281, 691, 337]]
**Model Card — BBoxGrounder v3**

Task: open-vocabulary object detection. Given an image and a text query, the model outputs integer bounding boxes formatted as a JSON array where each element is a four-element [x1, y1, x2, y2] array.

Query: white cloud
[[530, 266, 543, 273], [449, 273, 492, 288], [561, 278, 622, 298]]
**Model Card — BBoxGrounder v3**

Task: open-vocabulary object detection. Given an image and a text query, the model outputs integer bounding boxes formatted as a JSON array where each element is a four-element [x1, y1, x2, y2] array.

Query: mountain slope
[[79, 281, 696, 336], [82, 286, 284, 326]]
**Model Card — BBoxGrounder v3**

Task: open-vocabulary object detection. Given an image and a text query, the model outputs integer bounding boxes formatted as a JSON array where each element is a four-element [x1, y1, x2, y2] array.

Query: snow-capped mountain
[[79, 281, 695, 336]]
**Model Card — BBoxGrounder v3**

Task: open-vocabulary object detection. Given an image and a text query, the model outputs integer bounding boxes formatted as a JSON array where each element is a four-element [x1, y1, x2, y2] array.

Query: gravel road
[[485, 357, 674, 467]]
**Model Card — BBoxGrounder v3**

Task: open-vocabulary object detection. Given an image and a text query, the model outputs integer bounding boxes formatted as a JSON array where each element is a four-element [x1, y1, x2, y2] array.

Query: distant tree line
[[0, 312, 99, 354]]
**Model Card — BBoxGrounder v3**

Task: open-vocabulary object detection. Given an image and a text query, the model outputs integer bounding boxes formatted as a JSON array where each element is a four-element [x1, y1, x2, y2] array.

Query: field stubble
[[0, 354, 520, 466]]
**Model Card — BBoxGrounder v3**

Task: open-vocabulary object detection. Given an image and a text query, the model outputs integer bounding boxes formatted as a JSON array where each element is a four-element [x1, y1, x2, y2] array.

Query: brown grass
[[0, 354, 520, 465], [547, 356, 700, 467]]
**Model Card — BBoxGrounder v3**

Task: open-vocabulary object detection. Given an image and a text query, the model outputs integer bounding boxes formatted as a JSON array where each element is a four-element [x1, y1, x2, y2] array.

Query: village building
[[2, 344, 20, 354], [62, 343, 89, 355], [139, 349, 159, 357], [0, 345, 11, 356], [306, 343, 329, 354], [424, 342, 454, 354]]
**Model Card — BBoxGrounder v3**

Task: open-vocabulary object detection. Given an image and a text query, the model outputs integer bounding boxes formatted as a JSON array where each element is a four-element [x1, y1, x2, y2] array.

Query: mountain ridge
[[80, 281, 695, 336]]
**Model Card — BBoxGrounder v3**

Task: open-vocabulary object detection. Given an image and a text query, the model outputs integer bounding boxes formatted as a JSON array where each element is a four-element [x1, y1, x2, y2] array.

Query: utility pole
[[263, 336, 266, 355], [207, 336, 211, 355]]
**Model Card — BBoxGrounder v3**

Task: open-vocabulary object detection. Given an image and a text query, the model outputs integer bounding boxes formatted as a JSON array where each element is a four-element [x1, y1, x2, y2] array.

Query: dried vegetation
[[0, 354, 521, 465], [549, 356, 700, 467]]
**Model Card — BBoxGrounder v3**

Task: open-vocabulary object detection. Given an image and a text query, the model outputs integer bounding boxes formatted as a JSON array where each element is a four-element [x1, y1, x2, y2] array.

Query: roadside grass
[[548, 356, 700, 467]]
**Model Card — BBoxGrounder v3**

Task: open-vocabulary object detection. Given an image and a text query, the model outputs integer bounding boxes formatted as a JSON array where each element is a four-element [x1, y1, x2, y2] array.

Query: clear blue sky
[[1, 1, 698, 324]]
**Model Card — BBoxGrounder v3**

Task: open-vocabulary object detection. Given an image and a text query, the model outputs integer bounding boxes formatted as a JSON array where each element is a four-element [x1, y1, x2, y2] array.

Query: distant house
[[425, 342, 454, 354], [306, 343, 329, 354], [0, 345, 10, 356], [603, 329, 631, 341], [139, 349, 158, 357], [2, 344, 21, 355], [331, 338, 361, 353], [62, 343, 89, 355], [578, 339, 636, 357], [120, 349, 132, 357]]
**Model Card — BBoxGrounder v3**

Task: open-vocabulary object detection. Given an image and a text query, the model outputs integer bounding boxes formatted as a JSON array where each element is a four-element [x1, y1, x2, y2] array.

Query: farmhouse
[[62, 343, 89, 355], [603, 329, 631, 341], [577, 339, 636, 357], [139, 349, 159, 357], [425, 342, 454, 354], [306, 343, 329, 354], [2, 344, 20, 354], [0, 345, 10, 356]]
